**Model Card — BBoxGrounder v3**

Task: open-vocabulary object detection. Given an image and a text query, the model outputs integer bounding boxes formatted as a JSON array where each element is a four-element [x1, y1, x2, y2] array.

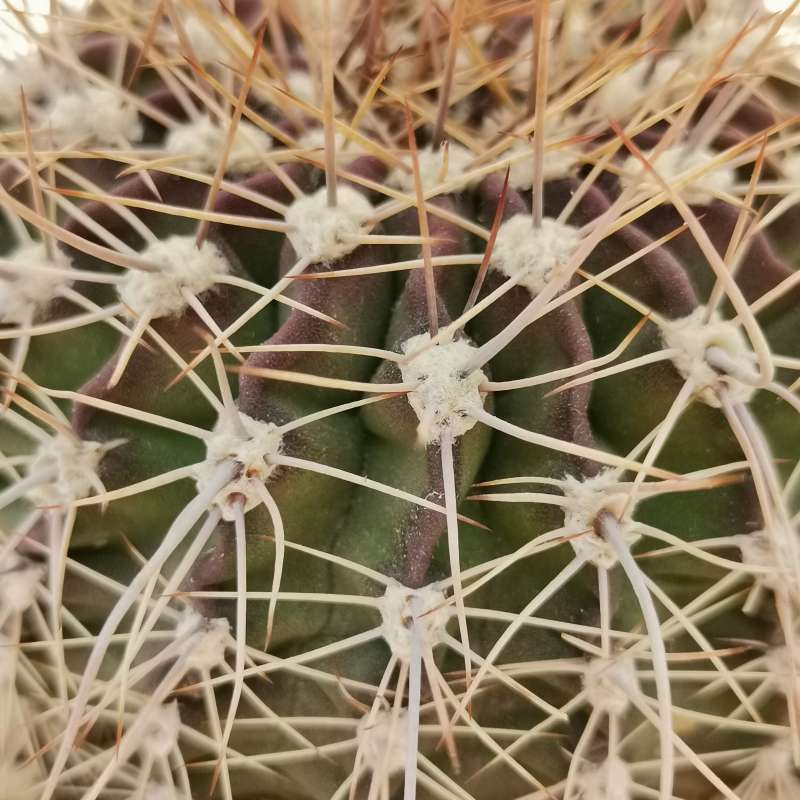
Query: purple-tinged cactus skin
[[2, 1, 800, 799]]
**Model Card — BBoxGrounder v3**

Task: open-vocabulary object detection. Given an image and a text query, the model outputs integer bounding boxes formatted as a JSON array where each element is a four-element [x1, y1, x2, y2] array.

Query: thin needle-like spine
[[404, 103, 439, 336], [403, 595, 423, 800], [440, 431, 472, 693], [255, 483, 286, 651], [597, 512, 674, 800], [431, 0, 466, 148], [530, 0, 550, 228], [39, 463, 235, 800], [323, 0, 338, 207], [211, 500, 248, 797], [196, 23, 266, 248]]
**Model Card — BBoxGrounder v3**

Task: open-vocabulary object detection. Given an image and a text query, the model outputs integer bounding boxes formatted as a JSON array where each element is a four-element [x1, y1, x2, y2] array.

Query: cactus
[[2, 0, 800, 798]]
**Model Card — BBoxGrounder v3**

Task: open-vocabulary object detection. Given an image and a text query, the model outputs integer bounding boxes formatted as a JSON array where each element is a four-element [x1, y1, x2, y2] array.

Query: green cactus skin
[[2, 2, 800, 799]]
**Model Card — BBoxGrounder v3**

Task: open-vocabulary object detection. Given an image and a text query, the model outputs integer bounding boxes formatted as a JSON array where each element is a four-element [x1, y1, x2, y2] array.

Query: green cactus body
[[1, 2, 800, 799]]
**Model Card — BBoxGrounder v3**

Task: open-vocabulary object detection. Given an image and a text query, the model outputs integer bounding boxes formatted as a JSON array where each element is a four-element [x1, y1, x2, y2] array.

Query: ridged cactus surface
[[2, 1, 800, 799]]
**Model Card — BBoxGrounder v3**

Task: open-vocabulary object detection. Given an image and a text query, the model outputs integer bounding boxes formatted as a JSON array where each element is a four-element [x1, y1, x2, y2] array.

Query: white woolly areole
[[594, 59, 651, 120], [0, 554, 42, 614], [561, 473, 634, 568], [490, 214, 580, 296], [28, 435, 105, 507], [384, 25, 422, 85], [389, 143, 476, 194], [622, 145, 735, 206], [284, 186, 372, 263], [379, 581, 450, 661], [738, 527, 800, 596], [684, 1, 767, 67], [177, 612, 230, 672], [743, 737, 800, 797], [285, 69, 318, 106], [141, 702, 181, 759], [767, 646, 800, 702], [593, 55, 682, 120], [0, 243, 72, 324], [194, 412, 282, 521], [356, 710, 407, 775], [661, 307, 756, 407], [504, 142, 579, 190], [583, 656, 640, 716], [297, 127, 346, 154], [177, 15, 251, 64], [0, 54, 61, 121], [164, 116, 271, 173], [400, 334, 486, 445], [45, 87, 142, 147], [573, 757, 633, 800], [118, 235, 228, 319], [557, 5, 597, 63]]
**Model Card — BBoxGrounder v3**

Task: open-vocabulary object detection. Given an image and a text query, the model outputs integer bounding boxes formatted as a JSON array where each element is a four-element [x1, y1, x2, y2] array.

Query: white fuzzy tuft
[[661, 307, 756, 407], [400, 334, 486, 444], [593, 55, 681, 120], [594, 59, 651, 120], [573, 757, 633, 800], [739, 738, 800, 799], [45, 87, 142, 147], [0, 54, 62, 121], [356, 710, 407, 775], [379, 581, 450, 661], [194, 412, 282, 520], [621, 145, 735, 206], [28, 434, 106, 507], [284, 186, 372, 263], [177, 15, 251, 64], [141, 702, 181, 759], [177, 612, 230, 672], [490, 214, 580, 296], [383, 25, 423, 85], [0, 554, 42, 615], [0, 243, 72, 324], [285, 69, 319, 107], [118, 235, 229, 319], [163, 116, 271, 174], [684, 2, 767, 67], [296, 127, 346, 154], [766, 646, 800, 701], [583, 656, 640, 716], [738, 527, 800, 598], [557, 5, 597, 62], [389, 143, 476, 194], [561, 472, 634, 568], [505, 142, 579, 190]]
